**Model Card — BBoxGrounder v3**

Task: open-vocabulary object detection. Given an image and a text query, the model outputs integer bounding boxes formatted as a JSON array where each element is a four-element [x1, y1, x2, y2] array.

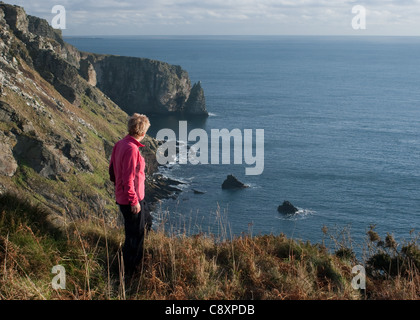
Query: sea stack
[[221, 174, 249, 189], [277, 201, 299, 214]]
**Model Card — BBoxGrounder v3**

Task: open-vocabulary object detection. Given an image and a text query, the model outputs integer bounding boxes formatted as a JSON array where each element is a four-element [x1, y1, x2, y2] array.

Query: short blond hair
[[128, 113, 150, 137]]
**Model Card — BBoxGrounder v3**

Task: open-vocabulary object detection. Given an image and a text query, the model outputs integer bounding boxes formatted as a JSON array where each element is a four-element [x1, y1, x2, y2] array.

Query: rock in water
[[184, 81, 208, 116], [192, 189, 206, 194], [222, 175, 248, 189], [277, 201, 298, 214]]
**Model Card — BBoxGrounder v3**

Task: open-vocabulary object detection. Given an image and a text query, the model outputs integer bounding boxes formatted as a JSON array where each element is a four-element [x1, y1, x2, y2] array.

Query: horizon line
[[63, 34, 420, 38]]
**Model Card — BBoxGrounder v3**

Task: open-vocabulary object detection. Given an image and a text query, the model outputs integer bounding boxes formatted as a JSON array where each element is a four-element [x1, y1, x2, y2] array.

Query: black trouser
[[119, 199, 152, 276]]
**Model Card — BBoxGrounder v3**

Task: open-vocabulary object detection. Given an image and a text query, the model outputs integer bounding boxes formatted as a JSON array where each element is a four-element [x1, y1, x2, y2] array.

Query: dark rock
[[0, 102, 37, 136], [61, 141, 93, 172], [222, 174, 248, 189], [33, 50, 84, 104], [277, 201, 299, 214], [167, 185, 183, 192], [12, 135, 72, 178], [184, 81, 208, 116], [27, 15, 64, 46], [145, 174, 186, 206], [0, 101, 19, 123], [0, 132, 18, 177], [192, 189, 206, 194], [87, 54, 208, 116], [0, 3, 29, 36], [102, 138, 114, 159]]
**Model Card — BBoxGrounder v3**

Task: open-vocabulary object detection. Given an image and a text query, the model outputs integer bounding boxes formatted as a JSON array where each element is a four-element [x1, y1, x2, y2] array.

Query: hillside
[[0, 3, 194, 224]]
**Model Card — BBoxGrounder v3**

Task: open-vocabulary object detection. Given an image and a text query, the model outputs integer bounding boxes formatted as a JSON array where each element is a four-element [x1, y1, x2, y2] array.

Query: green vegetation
[[0, 192, 121, 299], [0, 192, 418, 300]]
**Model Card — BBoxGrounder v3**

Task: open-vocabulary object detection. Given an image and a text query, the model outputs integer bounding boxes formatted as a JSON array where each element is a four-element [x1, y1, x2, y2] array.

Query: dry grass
[[0, 193, 418, 300]]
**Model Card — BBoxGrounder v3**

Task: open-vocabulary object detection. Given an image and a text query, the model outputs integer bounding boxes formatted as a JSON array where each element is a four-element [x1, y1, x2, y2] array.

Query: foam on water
[[275, 208, 316, 221]]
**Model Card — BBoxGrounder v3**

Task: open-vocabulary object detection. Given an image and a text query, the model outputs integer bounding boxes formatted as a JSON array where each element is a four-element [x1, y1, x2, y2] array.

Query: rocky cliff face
[[81, 53, 208, 116], [0, 3, 188, 223], [184, 81, 207, 115], [1, 2, 207, 114]]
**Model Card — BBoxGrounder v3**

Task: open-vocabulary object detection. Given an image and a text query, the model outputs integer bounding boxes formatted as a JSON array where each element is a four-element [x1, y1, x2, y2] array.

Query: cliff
[[81, 53, 208, 116], [0, 3, 188, 222], [0, 2, 207, 116]]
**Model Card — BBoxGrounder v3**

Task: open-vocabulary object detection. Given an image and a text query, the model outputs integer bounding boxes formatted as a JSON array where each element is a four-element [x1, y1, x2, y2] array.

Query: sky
[[5, 0, 420, 36]]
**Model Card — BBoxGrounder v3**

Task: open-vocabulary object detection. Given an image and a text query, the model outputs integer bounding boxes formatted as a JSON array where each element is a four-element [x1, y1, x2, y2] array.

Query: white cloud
[[5, 0, 420, 35]]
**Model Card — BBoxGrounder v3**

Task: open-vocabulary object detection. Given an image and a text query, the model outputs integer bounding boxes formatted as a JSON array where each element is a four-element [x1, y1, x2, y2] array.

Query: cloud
[[5, 0, 420, 35]]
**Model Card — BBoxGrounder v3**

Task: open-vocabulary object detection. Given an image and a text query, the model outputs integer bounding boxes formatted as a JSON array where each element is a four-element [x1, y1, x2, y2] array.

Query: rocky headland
[[80, 53, 208, 116]]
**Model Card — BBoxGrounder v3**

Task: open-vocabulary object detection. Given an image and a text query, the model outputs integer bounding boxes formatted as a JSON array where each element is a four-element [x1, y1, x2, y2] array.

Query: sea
[[65, 35, 420, 252]]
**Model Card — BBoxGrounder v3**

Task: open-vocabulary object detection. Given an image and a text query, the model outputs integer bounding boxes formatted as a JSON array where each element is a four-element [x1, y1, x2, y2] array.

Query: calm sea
[[65, 35, 420, 250]]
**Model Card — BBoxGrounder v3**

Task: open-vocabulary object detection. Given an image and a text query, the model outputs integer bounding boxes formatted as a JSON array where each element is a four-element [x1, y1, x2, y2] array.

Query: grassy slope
[[0, 193, 418, 300]]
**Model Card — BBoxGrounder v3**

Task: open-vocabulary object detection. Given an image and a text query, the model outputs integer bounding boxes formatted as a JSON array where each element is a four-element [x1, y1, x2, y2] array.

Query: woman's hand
[[131, 202, 141, 214]]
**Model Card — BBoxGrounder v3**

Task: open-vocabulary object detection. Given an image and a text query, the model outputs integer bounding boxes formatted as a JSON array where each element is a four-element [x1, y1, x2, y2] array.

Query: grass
[[0, 192, 418, 300]]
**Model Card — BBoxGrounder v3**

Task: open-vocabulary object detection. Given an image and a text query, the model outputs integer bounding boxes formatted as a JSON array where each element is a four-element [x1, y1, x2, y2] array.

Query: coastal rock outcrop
[[184, 81, 207, 115], [1, 3, 84, 104], [222, 174, 249, 189], [12, 135, 72, 179], [0, 2, 207, 115], [277, 201, 299, 214], [80, 54, 208, 116]]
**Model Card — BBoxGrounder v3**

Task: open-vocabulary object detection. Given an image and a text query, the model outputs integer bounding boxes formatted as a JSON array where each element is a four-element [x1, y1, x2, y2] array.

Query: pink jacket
[[109, 135, 146, 206]]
